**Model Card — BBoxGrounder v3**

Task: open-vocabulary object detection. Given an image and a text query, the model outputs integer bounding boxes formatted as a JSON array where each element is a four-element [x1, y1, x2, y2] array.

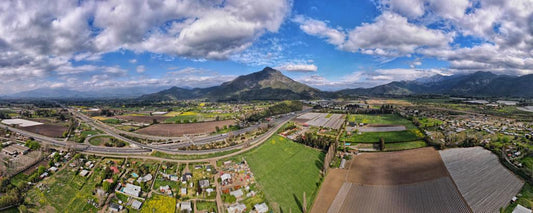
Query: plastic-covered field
[[440, 147, 523, 213], [331, 177, 470, 213]]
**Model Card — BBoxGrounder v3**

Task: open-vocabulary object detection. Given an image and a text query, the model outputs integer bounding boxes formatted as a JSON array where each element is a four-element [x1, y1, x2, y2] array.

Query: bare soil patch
[[311, 147, 467, 213], [311, 169, 347, 213], [21, 124, 67, 138], [23, 159, 48, 175], [135, 120, 235, 137], [114, 115, 167, 123], [346, 147, 448, 185]]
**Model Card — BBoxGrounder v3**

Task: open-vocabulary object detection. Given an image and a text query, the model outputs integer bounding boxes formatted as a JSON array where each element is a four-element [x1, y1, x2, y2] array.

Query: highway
[[2, 107, 303, 155]]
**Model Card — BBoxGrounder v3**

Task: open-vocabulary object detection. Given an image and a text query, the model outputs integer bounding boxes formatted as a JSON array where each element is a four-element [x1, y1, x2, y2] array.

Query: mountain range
[[5, 67, 533, 99], [140, 67, 321, 101], [338, 71, 533, 98]]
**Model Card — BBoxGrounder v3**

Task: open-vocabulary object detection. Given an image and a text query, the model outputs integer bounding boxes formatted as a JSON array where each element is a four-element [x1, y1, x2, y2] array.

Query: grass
[[348, 114, 417, 129], [151, 149, 239, 160], [228, 135, 324, 213], [88, 135, 109, 146], [343, 129, 424, 143], [520, 157, 533, 169], [384, 141, 427, 151], [196, 201, 217, 212], [140, 194, 176, 213], [504, 183, 533, 213], [101, 118, 122, 124], [417, 117, 444, 128]]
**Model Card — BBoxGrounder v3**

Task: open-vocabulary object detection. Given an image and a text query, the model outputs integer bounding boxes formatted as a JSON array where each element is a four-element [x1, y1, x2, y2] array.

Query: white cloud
[[129, 59, 137, 64], [297, 68, 446, 90], [136, 65, 146, 74], [292, 15, 346, 46], [342, 12, 452, 56], [276, 63, 318, 72], [295, 12, 452, 57], [0, 0, 293, 91]]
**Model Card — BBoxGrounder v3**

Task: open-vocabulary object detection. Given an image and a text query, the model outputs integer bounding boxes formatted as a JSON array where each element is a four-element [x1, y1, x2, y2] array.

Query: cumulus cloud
[[276, 63, 318, 72], [298, 68, 447, 90], [295, 12, 452, 57], [292, 15, 346, 46], [0, 0, 292, 91], [342, 12, 452, 56], [378, 0, 470, 19]]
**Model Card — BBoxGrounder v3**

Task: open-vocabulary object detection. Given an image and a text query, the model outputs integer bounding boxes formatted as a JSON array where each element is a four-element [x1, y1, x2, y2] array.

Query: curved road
[[2, 109, 303, 156]]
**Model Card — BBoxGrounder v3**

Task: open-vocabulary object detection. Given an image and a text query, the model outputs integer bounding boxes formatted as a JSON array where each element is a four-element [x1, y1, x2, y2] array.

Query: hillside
[[339, 72, 533, 97], [142, 67, 321, 101]]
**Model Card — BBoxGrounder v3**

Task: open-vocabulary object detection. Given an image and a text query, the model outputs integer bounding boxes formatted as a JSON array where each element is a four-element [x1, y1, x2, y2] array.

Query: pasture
[[230, 135, 324, 213], [135, 120, 235, 136], [343, 129, 424, 143], [349, 114, 417, 129], [384, 141, 427, 151], [342, 114, 424, 144]]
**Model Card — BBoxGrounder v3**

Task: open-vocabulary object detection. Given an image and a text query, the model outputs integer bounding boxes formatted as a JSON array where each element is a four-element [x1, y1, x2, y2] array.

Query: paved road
[[68, 106, 301, 153], [1, 108, 304, 156]]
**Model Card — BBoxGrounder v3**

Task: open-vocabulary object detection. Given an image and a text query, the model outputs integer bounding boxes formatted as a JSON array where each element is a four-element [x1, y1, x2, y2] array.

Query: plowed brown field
[[312, 147, 471, 213]]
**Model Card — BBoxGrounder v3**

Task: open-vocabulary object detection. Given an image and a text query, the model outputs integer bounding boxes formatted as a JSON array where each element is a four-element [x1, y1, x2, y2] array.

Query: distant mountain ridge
[[338, 71, 533, 97], [5, 68, 533, 100], [141, 67, 321, 101]]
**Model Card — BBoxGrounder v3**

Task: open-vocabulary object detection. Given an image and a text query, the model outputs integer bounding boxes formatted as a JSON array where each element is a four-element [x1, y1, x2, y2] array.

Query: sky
[[0, 0, 532, 94]]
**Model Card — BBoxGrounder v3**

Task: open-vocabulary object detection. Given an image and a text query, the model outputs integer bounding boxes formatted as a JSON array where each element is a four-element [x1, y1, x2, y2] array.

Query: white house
[[254, 203, 268, 213], [123, 183, 141, 197]]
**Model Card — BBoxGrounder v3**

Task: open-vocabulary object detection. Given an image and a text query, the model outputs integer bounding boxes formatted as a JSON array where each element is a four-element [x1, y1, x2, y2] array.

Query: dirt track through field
[[311, 147, 471, 213]]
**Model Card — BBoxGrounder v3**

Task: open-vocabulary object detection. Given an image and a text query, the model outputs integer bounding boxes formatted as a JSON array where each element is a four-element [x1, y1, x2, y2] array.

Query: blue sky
[[0, 0, 532, 94]]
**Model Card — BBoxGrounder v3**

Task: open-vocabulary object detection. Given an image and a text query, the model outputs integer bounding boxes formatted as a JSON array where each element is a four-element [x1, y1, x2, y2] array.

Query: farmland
[[334, 177, 470, 213], [342, 114, 424, 144], [20, 124, 68, 138], [440, 147, 523, 213], [311, 147, 470, 213], [230, 135, 324, 213], [348, 114, 417, 129], [384, 141, 427, 151], [135, 120, 235, 136], [295, 113, 345, 129]]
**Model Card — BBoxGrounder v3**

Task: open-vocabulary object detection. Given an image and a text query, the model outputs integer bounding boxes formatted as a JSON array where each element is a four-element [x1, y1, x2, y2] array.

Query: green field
[[88, 135, 110, 146], [343, 114, 424, 144], [342, 129, 424, 143], [417, 117, 444, 128], [229, 135, 324, 213], [196, 201, 217, 212], [384, 141, 427, 151], [349, 114, 417, 129]]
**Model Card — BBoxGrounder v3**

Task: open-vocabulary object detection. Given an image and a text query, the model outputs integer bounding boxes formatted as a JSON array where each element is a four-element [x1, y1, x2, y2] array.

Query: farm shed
[[2, 144, 30, 155]]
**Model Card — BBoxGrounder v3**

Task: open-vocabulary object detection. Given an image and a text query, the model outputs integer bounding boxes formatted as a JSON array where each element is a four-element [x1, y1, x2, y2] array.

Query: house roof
[[513, 204, 532, 213]]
